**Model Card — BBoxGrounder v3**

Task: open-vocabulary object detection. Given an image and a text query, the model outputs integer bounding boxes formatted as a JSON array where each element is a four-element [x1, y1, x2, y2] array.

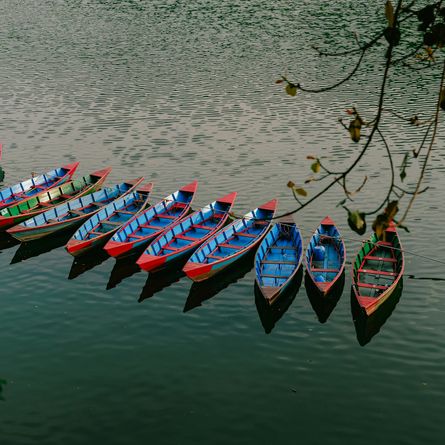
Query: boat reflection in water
[[106, 251, 144, 290], [184, 250, 255, 312], [351, 278, 404, 346], [304, 270, 345, 323], [68, 249, 110, 280], [0, 232, 20, 252], [10, 230, 74, 264], [255, 266, 303, 334], [138, 268, 185, 303]]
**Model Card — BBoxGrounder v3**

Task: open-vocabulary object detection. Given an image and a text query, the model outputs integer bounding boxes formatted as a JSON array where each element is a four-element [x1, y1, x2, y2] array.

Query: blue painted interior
[[145, 199, 231, 259], [255, 222, 302, 288], [72, 189, 151, 241], [110, 188, 195, 245], [187, 206, 274, 266], [305, 222, 345, 283]]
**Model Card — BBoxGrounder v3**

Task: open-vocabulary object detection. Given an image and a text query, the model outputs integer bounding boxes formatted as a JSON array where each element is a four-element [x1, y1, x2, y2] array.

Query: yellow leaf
[[310, 160, 320, 173], [287, 180, 295, 188], [294, 187, 307, 197], [385, 1, 394, 27], [285, 83, 297, 96]]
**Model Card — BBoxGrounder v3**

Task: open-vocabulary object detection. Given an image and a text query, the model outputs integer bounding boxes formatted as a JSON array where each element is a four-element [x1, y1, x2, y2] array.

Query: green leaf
[[310, 160, 321, 173], [336, 198, 347, 207], [294, 187, 307, 197], [348, 117, 362, 142], [346, 208, 367, 235], [285, 83, 297, 97]]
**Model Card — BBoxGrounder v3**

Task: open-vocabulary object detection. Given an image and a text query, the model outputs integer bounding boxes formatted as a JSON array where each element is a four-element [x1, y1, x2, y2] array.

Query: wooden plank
[[311, 268, 339, 272], [364, 255, 396, 263], [357, 282, 388, 290], [262, 260, 295, 265], [219, 243, 242, 249], [358, 268, 397, 277]]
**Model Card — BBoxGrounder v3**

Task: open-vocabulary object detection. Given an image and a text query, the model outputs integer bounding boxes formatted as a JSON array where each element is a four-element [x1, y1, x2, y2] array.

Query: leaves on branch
[[417, 5, 436, 28], [287, 180, 307, 196], [344, 207, 367, 235], [372, 200, 399, 240], [385, 1, 395, 27]]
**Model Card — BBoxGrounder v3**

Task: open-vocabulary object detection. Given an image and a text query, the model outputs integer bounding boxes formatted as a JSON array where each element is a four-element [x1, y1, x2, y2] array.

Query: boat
[[0, 162, 79, 210], [137, 192, 237, 272], [305, 216, 346, 296], [103, 181, 198, 258], [254, 216, 303, 305], [0, 167, 111, 230], [65, 182, 153, 257], [351, 222, 404, 316], [7, 178, 144, 242], [183, 199, 277, 282]]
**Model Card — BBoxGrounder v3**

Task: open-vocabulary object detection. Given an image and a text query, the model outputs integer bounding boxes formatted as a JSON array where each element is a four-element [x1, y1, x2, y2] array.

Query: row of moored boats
[[0, 163, 404, 316]]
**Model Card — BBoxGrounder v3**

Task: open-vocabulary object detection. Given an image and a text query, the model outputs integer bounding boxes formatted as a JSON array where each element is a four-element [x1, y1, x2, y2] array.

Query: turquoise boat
[[255, 216, 303, 305], [7, 178, 144, 242], [183, 199, 277, 282], [136, 192, 237, 272], [66, 182, 153, 257]]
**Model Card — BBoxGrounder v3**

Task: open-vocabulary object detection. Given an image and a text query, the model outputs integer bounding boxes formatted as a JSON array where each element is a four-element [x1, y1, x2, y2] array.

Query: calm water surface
[[0, 1, 444, 444]]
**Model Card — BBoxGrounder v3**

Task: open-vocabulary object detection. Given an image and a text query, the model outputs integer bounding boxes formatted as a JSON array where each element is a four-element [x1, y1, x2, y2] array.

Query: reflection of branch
[[413, 121, 434, 157], [398, 58, 445, 225], [298, 49, 366, 94]]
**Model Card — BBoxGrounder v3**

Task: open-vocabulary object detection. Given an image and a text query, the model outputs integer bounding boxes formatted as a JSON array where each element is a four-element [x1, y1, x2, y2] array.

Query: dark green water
[[1, 1, 444, 444]]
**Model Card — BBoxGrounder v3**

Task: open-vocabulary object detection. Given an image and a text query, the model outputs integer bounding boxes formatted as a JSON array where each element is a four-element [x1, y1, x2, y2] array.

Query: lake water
[[0, 1, 444, 444]]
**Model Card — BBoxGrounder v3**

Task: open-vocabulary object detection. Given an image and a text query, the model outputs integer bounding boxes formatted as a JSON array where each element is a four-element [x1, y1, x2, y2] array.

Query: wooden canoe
[[0, 167, 111, 230], [255, 216, 303, 305], [7, 178, 143, 242], [103, 180, 198, 258], [351, 222, 404, 316], [65, 182, 153, 257], [137, 192, 237, 272], [305, 216, 346, 296], [183, 199, 277, 282], [0, 162, 79, 210]]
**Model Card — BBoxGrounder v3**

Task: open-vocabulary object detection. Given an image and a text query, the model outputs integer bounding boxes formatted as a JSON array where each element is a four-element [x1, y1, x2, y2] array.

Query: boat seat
[[103, 220, 121, 226], [378, 241, 392, 246], [38, 201, 53, 207], [46, 218, 58, 224], [262, 260, 295, 265], [176, 234, 197, 242], [207, 254, 222, 260], [91, 201, 105, 207], [157, 214, 177, 219], [163, 245, 177, 251], [129, 233, 145, 239], [357, 282, 389, 290], [140, 223, 164, 230], [236, 232, 257, 238], [192, 224, 212, 230], [89, 231, 103, 236], [270, 245, 298, 250], [364, 255, 396, 263], [60, 194, 73, 199], [261, 273, 285, 278], [219, 243, 242, 249], [311, 268, 339, 272], [118, 210, 134, 215], [68, 209, 84, 216], [358, 268, 397, 277]]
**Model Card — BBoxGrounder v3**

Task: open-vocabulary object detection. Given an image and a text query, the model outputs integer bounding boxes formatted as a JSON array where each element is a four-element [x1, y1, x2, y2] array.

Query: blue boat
[[104, 181, 198, 258], [183, 199, 277, 282], [7, 178, 144, 242], [255, 216, 303, 305], [305, 216, 346, 296], [0, 162, 79, 210], [66, 182, 153, 256], [137, 192, 237, 272]]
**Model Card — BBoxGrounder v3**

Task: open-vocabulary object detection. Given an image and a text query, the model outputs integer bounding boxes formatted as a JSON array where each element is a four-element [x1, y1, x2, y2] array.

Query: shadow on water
[[255, 266, 303, 334], [106, 252, 144, 290], [183, 250, 255, 313], [68, 249, 110, 280], [0, 377, 7, 401], [351, 278, 404, 346], [304, 271, 345, 323], [138, 268, 185, 303], [0, 232, 20, 252], [10, 230, 75, 264]]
